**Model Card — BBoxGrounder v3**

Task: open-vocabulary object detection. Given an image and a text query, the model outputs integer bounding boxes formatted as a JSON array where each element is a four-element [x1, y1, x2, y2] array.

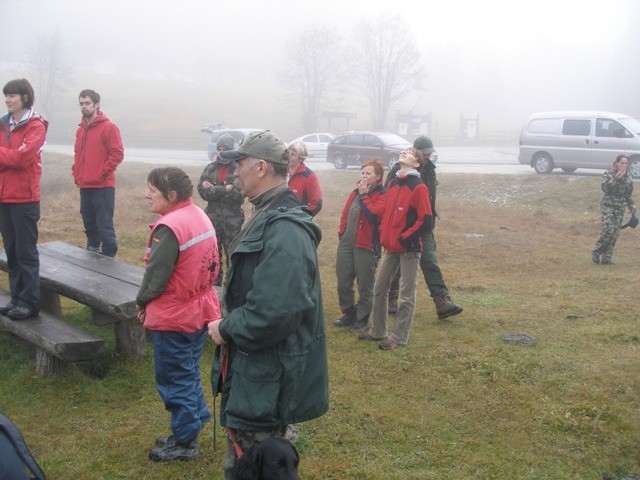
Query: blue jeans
[[153, 327, 210, 443], [80, 188, 117, 257], [0, 202, 40, 310]]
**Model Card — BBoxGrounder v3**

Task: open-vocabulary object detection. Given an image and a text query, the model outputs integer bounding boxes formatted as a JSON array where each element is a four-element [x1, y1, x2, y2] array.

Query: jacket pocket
[[226, 353, 283, 423]]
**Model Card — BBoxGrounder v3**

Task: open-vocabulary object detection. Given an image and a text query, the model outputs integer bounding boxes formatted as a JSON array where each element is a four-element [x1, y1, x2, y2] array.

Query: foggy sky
[[1, 0, 639, 139]]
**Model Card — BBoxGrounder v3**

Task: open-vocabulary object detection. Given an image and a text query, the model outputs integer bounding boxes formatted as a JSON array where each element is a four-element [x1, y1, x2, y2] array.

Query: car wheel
[[629, 157, 640, 179], [333, 152, 347, 170], [561, 167, 577, 174], [532, 153, 554, 174], [387, 155, 399, 169]]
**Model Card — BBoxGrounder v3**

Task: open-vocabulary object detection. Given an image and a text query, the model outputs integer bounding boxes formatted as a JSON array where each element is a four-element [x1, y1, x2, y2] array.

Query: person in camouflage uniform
[[592, 154, 637, 265], [197, 134, 245, 285]]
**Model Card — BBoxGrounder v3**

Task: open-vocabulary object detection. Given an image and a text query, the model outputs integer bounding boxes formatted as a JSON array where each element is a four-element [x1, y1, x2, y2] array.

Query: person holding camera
[[592, 154, 637, 265]]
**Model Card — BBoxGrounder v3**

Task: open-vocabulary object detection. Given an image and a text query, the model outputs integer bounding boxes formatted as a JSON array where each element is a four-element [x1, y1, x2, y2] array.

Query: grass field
[[0, 153, 638, 479]]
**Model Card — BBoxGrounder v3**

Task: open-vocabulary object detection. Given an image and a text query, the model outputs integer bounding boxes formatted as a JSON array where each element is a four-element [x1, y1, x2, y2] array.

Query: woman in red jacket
[[359, 149, 433, 350], [287, 141, 323, 216], [0, 79, 47, 320], [334, 158, 386, 332]]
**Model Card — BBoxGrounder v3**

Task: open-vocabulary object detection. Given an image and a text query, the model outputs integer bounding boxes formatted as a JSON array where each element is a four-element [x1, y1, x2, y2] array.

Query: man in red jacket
[[72, 89, 124, 257], [358, 148, 433, 350]]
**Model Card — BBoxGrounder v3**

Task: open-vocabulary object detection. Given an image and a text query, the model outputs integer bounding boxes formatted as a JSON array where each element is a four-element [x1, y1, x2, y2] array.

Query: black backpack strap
[[0, 413, 46, 480]]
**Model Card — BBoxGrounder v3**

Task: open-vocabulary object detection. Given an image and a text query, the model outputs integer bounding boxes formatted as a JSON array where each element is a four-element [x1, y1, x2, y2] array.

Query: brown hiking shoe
[[357, 331, 384, 341], [433, 295, 463, 320], [378, 338, 401, 350]]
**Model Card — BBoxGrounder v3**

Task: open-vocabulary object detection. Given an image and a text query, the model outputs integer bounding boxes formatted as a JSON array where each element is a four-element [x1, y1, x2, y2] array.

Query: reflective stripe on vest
[[179, 229, 216, 251], [145, 228, 216, 256]]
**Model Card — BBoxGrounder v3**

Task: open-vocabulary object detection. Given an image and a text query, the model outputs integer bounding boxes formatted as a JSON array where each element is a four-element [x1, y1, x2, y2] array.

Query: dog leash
[[219, 344, 245, 459]]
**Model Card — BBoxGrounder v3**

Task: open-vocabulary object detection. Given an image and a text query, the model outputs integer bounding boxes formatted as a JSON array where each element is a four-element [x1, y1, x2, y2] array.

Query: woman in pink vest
[[136, 167, 221, 462]]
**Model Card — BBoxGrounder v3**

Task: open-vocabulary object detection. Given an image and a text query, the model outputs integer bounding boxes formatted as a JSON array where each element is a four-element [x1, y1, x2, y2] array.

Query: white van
[[518, 111, 640, 178]]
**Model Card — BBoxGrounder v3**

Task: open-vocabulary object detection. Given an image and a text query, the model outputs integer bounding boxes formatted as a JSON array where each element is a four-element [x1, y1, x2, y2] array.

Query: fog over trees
[[26, 31, 71, 121], [0, 0, 638, 145], [348, 14, 426, 130], [281, 26, 343, 133]]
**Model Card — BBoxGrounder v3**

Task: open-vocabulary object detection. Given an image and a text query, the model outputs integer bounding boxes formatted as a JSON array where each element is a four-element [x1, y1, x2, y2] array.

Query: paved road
[[44, 144, 601, 176]]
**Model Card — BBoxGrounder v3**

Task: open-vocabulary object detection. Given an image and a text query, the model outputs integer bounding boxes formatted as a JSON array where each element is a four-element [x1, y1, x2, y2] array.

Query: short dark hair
[[79, 89, 100, 104], [3, 79, 35, 109], [147, 167, 193, 201]]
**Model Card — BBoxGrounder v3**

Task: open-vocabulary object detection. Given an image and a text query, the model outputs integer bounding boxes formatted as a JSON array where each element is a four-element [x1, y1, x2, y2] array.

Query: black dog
[[235, 437, 300, 480]]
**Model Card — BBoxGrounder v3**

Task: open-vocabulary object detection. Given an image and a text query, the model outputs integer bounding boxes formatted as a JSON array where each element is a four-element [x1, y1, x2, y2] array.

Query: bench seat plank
[[0, 291, 104, 363]]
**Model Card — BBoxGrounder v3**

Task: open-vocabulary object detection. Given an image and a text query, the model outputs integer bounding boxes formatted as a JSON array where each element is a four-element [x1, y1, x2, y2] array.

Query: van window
[[596, 118, 629, 138], [528, 118, 561, 134], [562, 119, 591, 136]]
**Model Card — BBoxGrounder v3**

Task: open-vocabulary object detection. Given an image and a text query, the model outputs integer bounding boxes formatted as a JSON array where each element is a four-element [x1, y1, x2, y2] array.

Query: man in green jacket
[[207, 130, 328, 479]]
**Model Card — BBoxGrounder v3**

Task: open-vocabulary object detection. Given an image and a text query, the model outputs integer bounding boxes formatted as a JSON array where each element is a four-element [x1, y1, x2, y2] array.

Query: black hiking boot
[[350, 313, 370, 332], [149, 439, 199, 462], [333, 305, 357, 327]]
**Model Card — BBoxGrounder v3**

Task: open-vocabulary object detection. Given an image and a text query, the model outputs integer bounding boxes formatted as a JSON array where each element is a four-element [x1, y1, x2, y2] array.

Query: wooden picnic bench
[[0, 288, 104, 375], [0, 241, 146, 359]]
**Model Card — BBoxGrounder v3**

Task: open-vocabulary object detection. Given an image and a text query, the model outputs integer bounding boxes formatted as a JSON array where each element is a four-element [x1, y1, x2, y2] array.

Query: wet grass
[[0, 154, 638, 479]]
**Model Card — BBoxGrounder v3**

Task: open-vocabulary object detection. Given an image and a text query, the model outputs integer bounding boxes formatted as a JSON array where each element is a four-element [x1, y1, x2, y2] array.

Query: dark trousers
[[80, 187, 117, 257], [153, 327, 210, 443], [419, 229, 448, 298], [0, 202, 40, 310]]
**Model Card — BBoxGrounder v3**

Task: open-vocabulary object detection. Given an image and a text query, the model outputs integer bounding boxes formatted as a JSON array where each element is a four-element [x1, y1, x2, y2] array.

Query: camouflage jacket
[[600, 169, 637, 214], [197, 161, 244, 214]]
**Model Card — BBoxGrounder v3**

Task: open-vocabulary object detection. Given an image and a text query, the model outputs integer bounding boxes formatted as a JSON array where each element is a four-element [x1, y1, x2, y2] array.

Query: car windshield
[[376, 133, 410, 146], [619, 117, 640, 134]]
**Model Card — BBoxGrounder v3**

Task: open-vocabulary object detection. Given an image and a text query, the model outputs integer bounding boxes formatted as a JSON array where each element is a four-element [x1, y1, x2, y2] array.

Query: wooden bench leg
[[91, 309, 118, 325], [40, 288, 63, 317], [35, 348, 65, 376], [114, 318, 146, 357]]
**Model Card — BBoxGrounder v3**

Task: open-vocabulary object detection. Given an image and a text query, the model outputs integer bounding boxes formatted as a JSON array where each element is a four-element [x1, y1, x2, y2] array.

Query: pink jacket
[[144, 200, 221, 333]]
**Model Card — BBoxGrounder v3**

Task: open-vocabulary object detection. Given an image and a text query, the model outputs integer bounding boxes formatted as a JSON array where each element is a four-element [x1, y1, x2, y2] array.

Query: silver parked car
[[289, 133, 335, 157]]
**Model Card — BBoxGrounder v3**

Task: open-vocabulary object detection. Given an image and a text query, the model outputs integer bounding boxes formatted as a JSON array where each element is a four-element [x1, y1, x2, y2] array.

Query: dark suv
[[326, 131, 412, 169]]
